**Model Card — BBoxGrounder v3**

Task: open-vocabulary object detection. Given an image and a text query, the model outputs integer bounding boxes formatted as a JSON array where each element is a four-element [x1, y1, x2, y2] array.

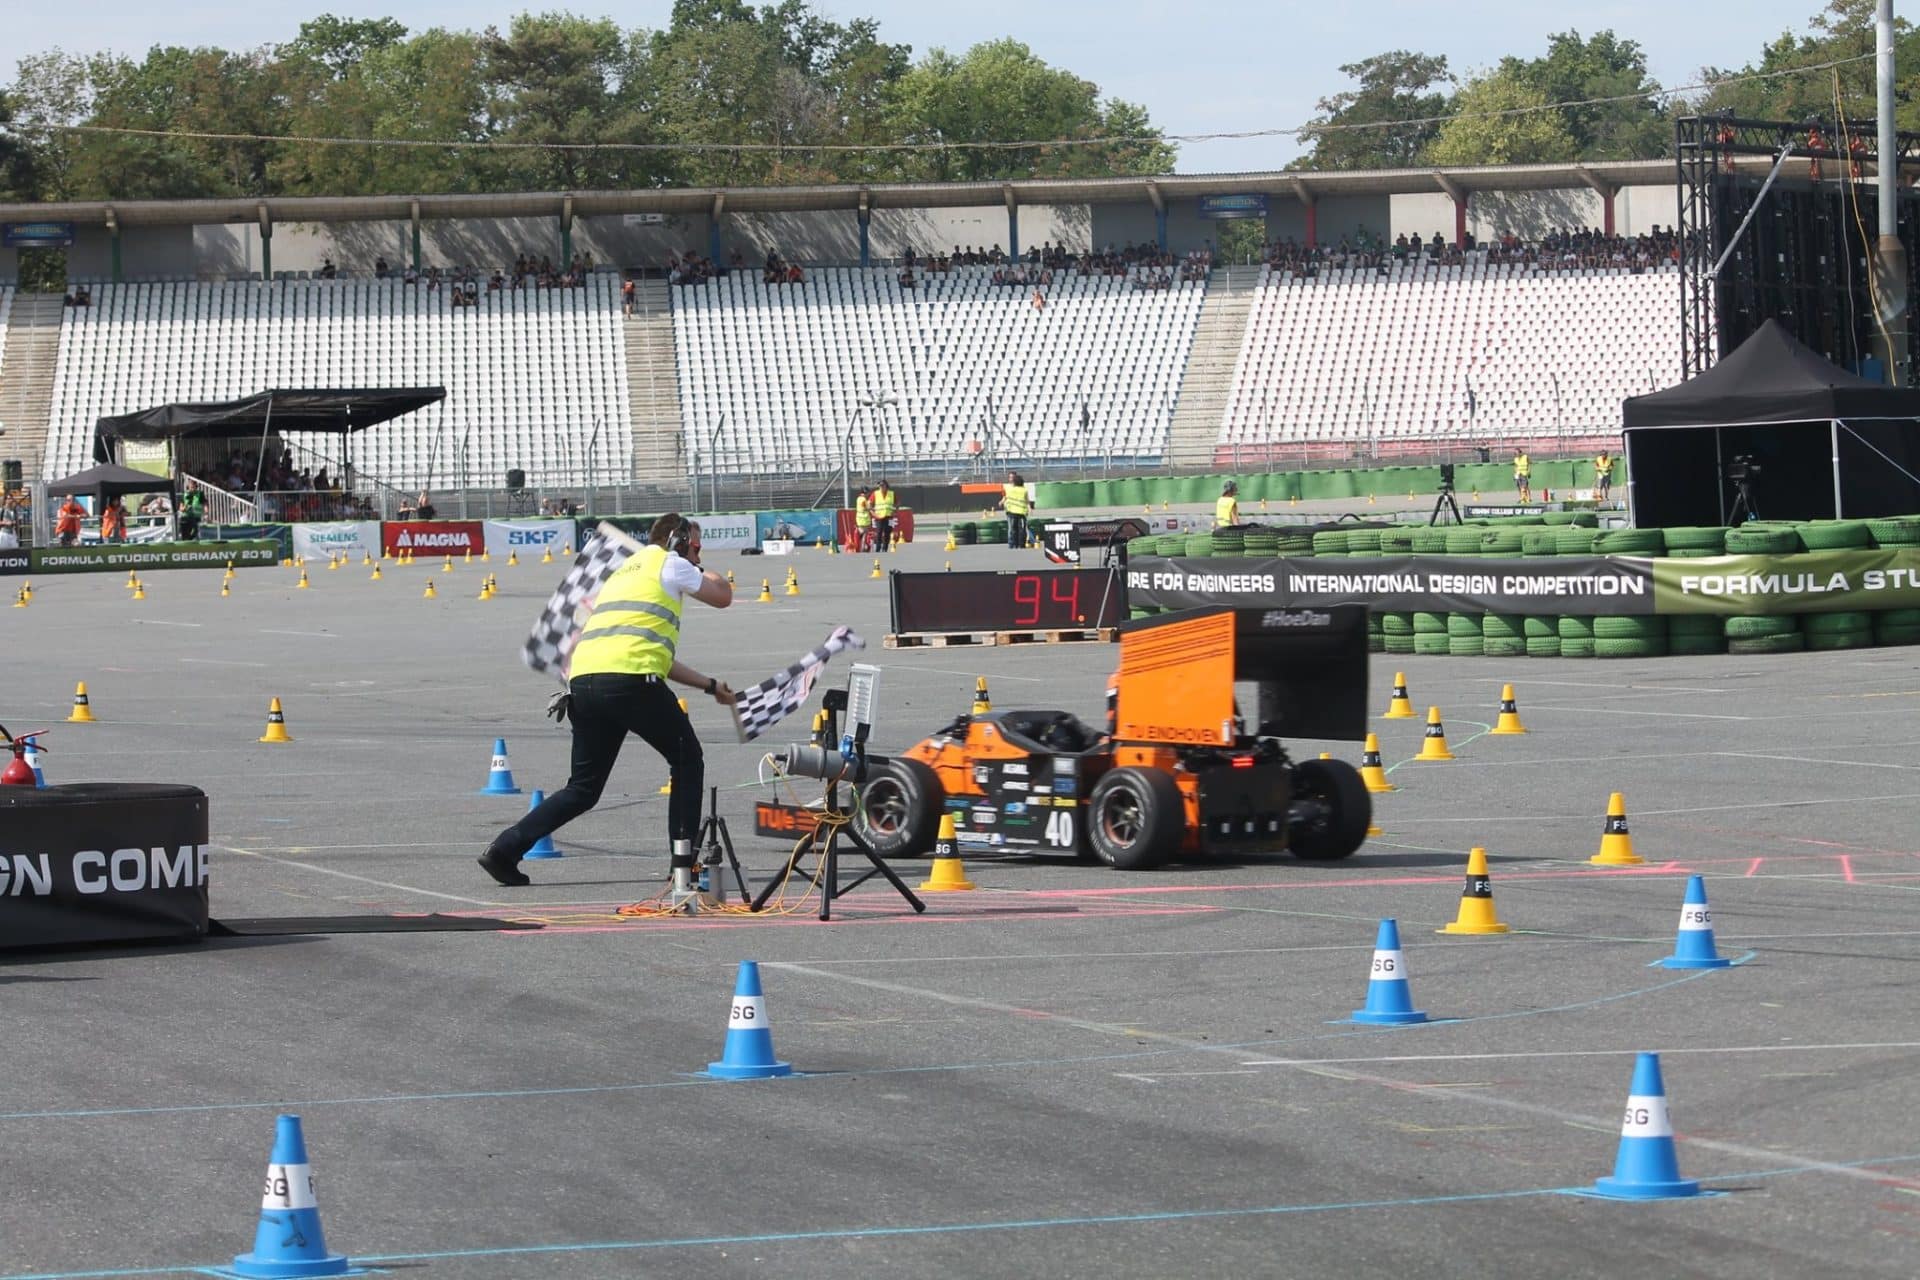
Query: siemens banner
[[292, 521, 383, 563]]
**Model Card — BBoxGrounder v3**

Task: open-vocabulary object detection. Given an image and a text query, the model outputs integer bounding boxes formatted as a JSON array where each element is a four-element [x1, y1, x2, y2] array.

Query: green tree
[[1511, 31, 1667, 160], [482, 13, 654, 191], [1426, 68, 1578, 166], [1296, 51, 1452, 171]]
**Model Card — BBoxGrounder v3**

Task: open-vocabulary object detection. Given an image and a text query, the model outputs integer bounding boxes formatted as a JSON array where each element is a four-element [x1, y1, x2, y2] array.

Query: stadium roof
[[94, 388, 446, 462], [0, 159, 1743, 229]]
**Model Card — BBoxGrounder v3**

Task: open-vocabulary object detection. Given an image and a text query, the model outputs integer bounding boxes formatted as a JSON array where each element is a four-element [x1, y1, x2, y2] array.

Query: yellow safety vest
[[1514, 455, 1531, 477], [570, 545, 682, 678], [1595, 456, 1614, 478], [855, 495, 872, 527], [872, 489, 896, 519], [1003, 484, 1030, 517], [1215, 495, 1238, 528]]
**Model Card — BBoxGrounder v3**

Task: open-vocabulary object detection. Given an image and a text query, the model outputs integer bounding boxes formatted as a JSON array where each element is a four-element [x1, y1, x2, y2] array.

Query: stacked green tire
[[1210, 527, 1245, 557], [1381, 611, 1416, 655], [952, 522, 977, 546], [1797, 520, 1872, 551], [1592, 527, 1665, 557], [1446, 612, 1485, 657], [1559, 615, 1595, 658], [1379, 526, 1416, 555], [1521, 528, 1559, 556], [1345, 528, 1383, 557], [1244, 528, 1279, 558], [1874, 607, 1920, 645], [1554, 527, 1600, 555], [1524, 615, 1561, 658], [1413, 611, 1449, 656], [1312, 529, 1350, 557], [1366, 612, 1385, 653], [1724, 524, 1799, 554], [1411, 528, 1448, 555], [1802, 610, 1873, 651], [1592, 615, 1668, 658], [1185, 532, 1215, 557], [1661, 526, 1726, 558], [1725, 614, 1803, 655], [1275, 527, 1315, 557], [979, 520, 1007, 546], [1444, 527, 1483, 557], [1868, 517, 1920, 547], [1482, 613, 1526, 658], [1155, 534, 1184, 557], [1667, 615, 1726, 655], [1477, 528, 1525, 557]]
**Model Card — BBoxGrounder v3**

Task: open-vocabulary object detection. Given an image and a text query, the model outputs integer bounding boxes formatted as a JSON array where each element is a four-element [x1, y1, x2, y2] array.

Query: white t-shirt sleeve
[[660, 553, 704, 599]]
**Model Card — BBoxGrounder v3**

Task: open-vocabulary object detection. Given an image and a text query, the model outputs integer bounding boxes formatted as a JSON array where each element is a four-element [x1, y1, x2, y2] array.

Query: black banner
[[1126, 555, 1655, 616], [0, 549, 28, 576], [0, 783, 210, 949], [31, 541, 280, 574]]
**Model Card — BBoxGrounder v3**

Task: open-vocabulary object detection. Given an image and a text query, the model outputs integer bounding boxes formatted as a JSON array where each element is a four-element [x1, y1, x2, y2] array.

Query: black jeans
[[490, 673, 704, 859], [873, 516, 893, 551], [1006, 512, 1028, 549]]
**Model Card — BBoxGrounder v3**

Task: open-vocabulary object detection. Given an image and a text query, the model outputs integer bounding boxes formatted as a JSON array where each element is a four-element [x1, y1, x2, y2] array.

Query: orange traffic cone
[[1590, 792, 1643, 866], [258, 697, 293, 744], [1413, 706, 1454, 761]]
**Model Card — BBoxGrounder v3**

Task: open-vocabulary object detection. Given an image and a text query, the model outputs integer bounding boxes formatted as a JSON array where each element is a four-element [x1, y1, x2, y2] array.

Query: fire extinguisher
[[1, 724, 46, 787]]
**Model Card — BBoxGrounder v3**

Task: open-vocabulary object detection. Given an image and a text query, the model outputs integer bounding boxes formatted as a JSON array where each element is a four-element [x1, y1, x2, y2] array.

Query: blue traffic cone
[[226, 1114, 353, 1277], [707, 961, 793, 1080], [478, 737, 521, 795], [1660, 875, 1730, 969], [1350, 918, 1429, 1025], [23, 734, 45, 788], [523, 790, 562, 860], [1590, 1052, 1702, 1199]]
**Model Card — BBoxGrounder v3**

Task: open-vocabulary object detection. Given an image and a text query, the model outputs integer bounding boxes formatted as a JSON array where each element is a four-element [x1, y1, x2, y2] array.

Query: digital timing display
[[890, 568, 1127, 634]]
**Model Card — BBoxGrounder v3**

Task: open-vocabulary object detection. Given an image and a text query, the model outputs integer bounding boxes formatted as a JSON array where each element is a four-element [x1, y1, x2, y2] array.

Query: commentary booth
[[1622, 320, 1920, 527]]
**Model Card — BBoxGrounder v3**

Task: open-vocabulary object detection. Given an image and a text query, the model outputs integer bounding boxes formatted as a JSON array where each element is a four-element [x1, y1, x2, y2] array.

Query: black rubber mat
[[210, 914, 542, 936]]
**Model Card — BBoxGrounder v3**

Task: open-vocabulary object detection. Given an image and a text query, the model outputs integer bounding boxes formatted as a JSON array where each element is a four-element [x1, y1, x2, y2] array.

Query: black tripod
[[1728, 478, 1759, 524], [1429, 480, 1463, 526], [749, 692, 927, 922], [695, 786, 753, 904]]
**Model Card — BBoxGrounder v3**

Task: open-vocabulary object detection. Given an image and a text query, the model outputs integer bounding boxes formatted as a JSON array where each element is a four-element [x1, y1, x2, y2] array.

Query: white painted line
[[136, 619, 204, 628], [180, 657, 269, 667], [1471, 678, 1735, 694], [217, 844, 497, 906], [258, 629, 339, 638], [1243, 1042, 1920, 1067], [1525, 704, 1751, 721]]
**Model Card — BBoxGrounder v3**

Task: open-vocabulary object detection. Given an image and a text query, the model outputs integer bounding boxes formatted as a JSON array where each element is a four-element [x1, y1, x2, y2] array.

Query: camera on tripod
[[1726, 454, 1761, 483], [1438, 463, 1456, 491]]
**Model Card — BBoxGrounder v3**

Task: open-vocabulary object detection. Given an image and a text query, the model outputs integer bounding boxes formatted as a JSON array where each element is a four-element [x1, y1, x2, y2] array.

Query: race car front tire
[[1086, 767, 1183, 870], [855, 758, 943, 858]]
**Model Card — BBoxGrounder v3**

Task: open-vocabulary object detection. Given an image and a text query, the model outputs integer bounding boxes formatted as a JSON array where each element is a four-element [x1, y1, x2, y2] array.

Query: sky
[[6, 0, 1851, 173]]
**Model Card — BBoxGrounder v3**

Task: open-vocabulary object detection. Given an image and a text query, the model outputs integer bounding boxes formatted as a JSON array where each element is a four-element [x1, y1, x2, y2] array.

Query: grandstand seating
[[1219, 259, 1680, 456], [42, 277, 631, 489], [671, 266, 1204, 473]]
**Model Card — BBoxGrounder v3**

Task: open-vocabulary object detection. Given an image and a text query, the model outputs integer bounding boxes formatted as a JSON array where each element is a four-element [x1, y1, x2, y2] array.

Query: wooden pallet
[[883, 627, 1118, 649]]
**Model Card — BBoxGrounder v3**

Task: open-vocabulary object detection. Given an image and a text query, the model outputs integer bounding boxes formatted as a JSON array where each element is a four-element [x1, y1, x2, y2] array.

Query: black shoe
[[477, 847, 531, 887]]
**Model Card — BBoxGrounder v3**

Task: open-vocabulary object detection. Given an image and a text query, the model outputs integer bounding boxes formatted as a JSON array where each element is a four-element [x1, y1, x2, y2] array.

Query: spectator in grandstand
[[999, 471, 1031, 549], [55, 494, 86, 546], [1031, 287, 1046, 311], [375, 256, 391, 278], [414, 490, 438, 520], [622, 279, 635, 315], [478, 512, 735, 889], [100, 495, 127, 544], [1215, 480, 1240, 529], [764, 250, 783, 285], [1512, 449, 1532, 504], [1594, 450, 1615, 502], [870, 479, 898, 551], [320, 258, 337, 280], [898, 266, 916, 290], [179, 482, 205, 541]]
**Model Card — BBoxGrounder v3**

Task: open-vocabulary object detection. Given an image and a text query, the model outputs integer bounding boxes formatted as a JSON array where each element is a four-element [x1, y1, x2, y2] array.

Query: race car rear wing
[[1112, 605, 1369, 746]]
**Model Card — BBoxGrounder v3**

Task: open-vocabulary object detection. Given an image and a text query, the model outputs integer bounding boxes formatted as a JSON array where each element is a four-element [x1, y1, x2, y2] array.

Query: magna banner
[[384, 520, 484, 556], [32, 541, 280, 573], [293, 521, 382, 563], [1127, 555, 1655, 616], [1649, 548, 1920, 615]]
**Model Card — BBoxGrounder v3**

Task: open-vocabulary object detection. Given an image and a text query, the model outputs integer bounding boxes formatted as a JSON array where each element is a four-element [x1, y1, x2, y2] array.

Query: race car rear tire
[[855, 758, 943, 859], [1289, 758, 1371, 861], [1086, 767, 1183, 870]]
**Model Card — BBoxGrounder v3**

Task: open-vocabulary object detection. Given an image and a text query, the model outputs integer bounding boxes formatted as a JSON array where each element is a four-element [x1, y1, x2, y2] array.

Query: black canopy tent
[[1621, 321, 1920, 527], [44, 463, 176, 499]]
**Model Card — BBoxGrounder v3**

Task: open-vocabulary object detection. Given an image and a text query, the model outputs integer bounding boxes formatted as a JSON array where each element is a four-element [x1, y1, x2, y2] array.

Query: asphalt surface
[[2, 530, 1917, 1279]]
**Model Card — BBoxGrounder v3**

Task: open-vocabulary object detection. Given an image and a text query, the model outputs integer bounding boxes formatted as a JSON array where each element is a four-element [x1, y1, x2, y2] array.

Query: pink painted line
[[1841, 854, 1857, 884], [493, 903, 1218, 936], [1009, 865, 1686, 898], [1745, 857, 1764, 877]]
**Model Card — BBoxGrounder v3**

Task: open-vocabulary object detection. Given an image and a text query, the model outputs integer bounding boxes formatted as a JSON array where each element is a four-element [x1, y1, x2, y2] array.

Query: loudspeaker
[[505, 468, 526, 492], [2, 460, 21, 490]]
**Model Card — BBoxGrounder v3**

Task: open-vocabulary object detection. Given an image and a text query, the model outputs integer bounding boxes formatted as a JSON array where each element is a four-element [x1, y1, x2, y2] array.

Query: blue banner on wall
[[1197, 195, 1269, 221], [755, 510, 836, 546], [4, 221, 77, 248]]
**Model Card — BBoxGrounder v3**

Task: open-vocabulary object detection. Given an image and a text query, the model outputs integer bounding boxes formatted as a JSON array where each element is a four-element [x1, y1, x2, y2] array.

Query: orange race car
[[854, 605, 1373, 869]]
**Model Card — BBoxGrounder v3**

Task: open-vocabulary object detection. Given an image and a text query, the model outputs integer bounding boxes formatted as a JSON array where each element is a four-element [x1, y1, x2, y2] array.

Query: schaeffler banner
[[1127, 555, 1655, 616], [384, 520, 484, 556], [292, 521, 383, 563], [1648, 548, 1920, 615]]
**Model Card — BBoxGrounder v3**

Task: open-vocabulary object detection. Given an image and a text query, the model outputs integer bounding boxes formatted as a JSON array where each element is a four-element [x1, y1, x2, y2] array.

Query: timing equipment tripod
[[1429, 480, 1463, 526], [1728, 479, 1759, 525], [695, 785, 753, 904], [750, 691, 927, 922]]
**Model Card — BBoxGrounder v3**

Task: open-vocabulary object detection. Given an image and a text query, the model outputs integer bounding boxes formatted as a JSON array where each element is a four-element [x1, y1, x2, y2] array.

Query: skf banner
[[384, 520, 484, 556], [1648, 548, 1920, 615], [292, 521, 382, 563], [695, 514, 758, 551], [482, 519, 576, 558], [1127, 555, 1655, 617]]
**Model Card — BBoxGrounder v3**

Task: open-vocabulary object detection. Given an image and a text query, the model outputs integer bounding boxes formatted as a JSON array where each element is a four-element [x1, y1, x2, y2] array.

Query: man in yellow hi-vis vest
[[999, 471, 1031, 548], [1513, 449, 1532, 504], [854, 488, 873, 551], [479, 513, 735, 888], [871, 479, 898, 552], [1594, 450, 1615, 502], [1215, 480, 1240, 528]]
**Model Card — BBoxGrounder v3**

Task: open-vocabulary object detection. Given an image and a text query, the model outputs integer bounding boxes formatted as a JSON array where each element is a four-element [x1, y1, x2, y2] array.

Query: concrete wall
[[1391, 187, 1682, 244]]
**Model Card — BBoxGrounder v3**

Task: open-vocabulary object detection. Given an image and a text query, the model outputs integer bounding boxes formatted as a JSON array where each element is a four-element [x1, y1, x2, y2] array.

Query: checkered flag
[[522, 522, 643, 685], [731, 625, 866, 742]]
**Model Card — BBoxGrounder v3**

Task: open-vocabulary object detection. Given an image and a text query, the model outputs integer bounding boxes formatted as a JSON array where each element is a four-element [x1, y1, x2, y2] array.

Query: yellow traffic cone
[[919, 813, 977, 891], [296, 569, 310, 590], [465, 549, 473, 565], [945, 561, 951, 572], [542, 547, 554, 564], [870, 558, 883, 579], [508, 551, 519, 566], [1289, 494, 1299, 507], [220, 581, 230, 598], [757, 578, 774, 603], [258, 697, 293, 743], [423, 580, 438, 599], [1359, 733, 1395, 792], [1440, 847, 1510, 934], [1367, 814, 1384, 837], [442, 556, 454, 573], [1383, 672, 1415, 718], [1260, 498, 1269, 513], [125, 570, 138, 589], [68, 681, 96, 723], [785, 572, 800, 596], [481, 549, 491, 563], [477, 579, 491, 600], [726, 570, 735, 587], [21, 581, 30, 602], [1491, 683, 1528, 734], [131, 581, 147, 601], [1590, 792, 1643, 866], [944, 531, 957, 551], [12, 587, 26, 608], [1367, 493, 1377, 506], [562, 544, 572, 556], [1413, 706, 1454, 761], [363, 551, 373, 566], [972, 677, 992, 715], [370, 564, 383, 581]]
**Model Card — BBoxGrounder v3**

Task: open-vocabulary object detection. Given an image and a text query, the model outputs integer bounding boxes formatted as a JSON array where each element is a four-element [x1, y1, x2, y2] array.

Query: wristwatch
[[705, 676, 718, 695]]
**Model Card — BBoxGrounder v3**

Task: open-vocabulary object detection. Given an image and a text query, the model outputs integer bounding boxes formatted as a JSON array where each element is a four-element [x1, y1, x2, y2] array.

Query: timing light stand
[[751, 686, 927, 922], [1429, 466, 1463, 526]]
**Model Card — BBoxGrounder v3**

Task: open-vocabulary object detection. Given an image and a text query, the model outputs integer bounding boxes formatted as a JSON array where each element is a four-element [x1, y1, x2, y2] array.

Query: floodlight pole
[[1874, 0, 1909, 384]]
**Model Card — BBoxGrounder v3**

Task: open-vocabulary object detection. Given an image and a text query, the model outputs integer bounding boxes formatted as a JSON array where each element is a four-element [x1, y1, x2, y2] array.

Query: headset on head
[[669, 517, 693, 557]]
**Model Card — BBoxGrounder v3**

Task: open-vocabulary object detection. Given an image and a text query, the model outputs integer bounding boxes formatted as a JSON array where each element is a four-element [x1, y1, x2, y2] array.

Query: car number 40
[[1043, 810, 1076, 847]]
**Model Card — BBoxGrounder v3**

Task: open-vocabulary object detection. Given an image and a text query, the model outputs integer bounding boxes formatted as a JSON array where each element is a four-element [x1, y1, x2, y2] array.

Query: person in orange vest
[[55, 494, 87, 546], [101, 495, 128, 543]]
